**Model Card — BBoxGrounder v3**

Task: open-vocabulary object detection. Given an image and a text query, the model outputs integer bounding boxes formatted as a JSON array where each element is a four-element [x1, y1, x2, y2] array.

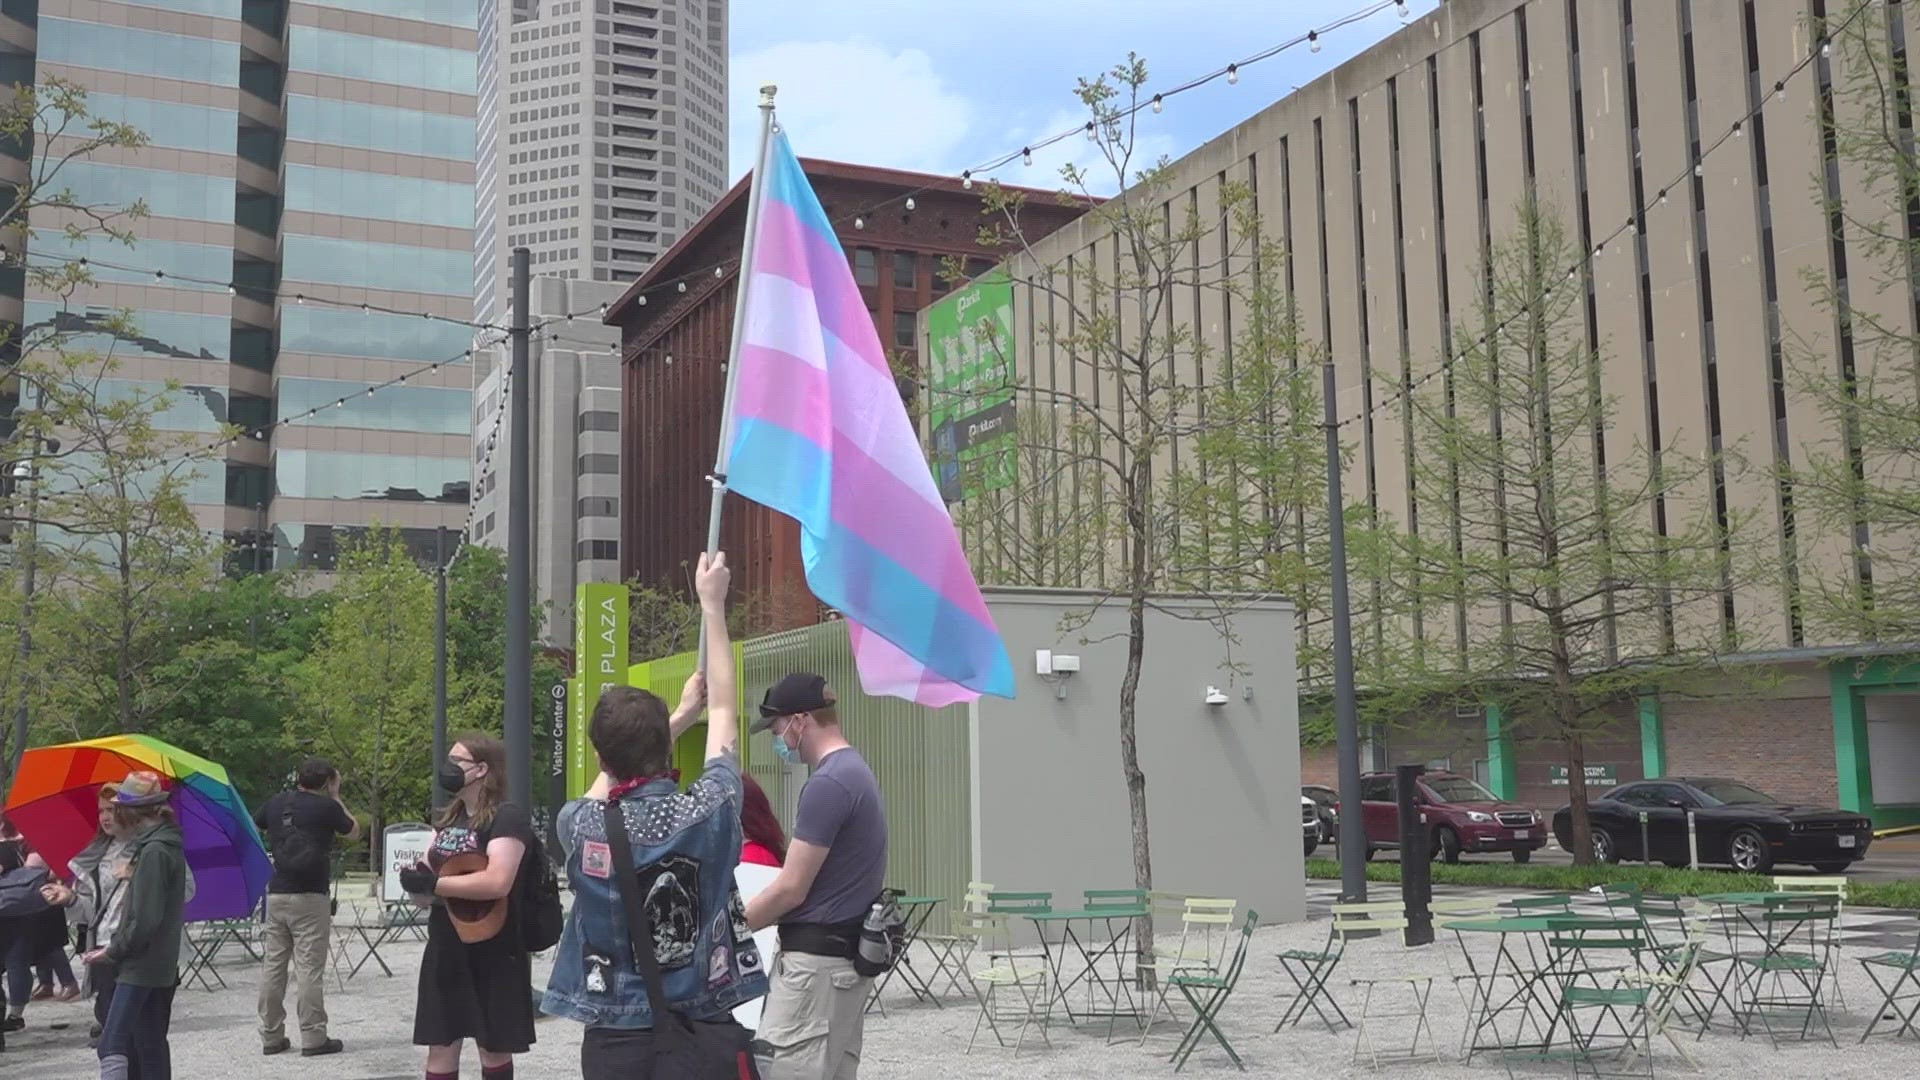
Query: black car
[[1302, 784, 1338, 843], [1551, 778, 1874, 874]]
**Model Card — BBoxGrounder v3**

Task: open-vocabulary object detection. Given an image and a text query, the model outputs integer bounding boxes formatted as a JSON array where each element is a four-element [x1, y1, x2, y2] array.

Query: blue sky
[[727, 0, 1441, 192]]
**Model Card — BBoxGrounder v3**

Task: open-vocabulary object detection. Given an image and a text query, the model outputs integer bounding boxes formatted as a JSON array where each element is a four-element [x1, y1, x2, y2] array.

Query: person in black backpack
[[252, 758, 359, 1058]]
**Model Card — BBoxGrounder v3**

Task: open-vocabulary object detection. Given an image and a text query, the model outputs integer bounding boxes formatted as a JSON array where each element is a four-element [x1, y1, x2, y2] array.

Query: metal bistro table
[[866, 894, 945, 1014], [1448, 914, 1620, 1064], [1025, 904, 1151, 1039]]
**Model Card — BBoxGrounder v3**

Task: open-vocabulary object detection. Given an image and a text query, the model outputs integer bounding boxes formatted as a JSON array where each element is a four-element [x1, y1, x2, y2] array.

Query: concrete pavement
[[4, 886, 1916, 1079]]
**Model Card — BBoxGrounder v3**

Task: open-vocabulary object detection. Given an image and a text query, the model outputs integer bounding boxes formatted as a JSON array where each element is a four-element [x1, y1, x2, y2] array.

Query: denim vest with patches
[[540, 754, 768, 1027]]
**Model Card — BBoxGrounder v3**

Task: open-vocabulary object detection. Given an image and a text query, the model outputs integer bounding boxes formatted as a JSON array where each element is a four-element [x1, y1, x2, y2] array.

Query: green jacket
[[105, 820, 187, 988]]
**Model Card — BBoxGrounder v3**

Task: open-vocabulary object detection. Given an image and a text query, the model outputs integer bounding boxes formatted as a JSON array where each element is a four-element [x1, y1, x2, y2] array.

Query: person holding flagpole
[[700, 84, 1014, 1079]]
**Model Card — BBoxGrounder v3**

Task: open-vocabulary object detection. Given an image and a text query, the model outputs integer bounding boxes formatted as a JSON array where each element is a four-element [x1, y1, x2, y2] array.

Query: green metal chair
[[919, 881, 995, 999], [1632, 894, 1725, 1035], [1505, 893, 1576, 917], [1729, 895, 1840, 1047], [1597, 882, 1643, 918], [1274, 900, 1403, 1033], [1085, 887, 1148, 908], [1170, 909, 1258, 1072], [1558, 927, 1702, 1078], [1140, 897, 1236, 1046], [961, 911, 1054, 1057], [1858, 925, 1920, 1043], [1773, 874, 1849, 1009], [1341, 904, 1442, 1069]]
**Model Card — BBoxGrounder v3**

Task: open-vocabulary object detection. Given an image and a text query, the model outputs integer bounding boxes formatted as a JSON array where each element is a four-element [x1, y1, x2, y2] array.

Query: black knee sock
[[481, 1062, 514, 1080]]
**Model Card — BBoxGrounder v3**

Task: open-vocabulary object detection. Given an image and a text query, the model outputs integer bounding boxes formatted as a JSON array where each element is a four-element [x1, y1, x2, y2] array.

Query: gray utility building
[[738, 591, 1305, 927]]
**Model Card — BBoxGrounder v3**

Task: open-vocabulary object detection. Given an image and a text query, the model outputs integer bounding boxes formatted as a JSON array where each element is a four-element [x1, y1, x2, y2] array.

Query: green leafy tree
[[626, 577, 766, 662], [294, 529, 435, 836], [143, 573, 332, 807], [1374, 204, 1755, 865], [958, 54, 1367, 966], [1786, 1, 1920, 645]]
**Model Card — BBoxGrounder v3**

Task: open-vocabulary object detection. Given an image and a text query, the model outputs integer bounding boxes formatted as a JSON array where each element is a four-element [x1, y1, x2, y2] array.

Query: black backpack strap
[[601, 799, 687, 1047]]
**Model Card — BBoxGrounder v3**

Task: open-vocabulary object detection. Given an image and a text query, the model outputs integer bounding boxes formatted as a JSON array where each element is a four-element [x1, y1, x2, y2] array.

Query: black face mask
[[437, 762, 469, 796]]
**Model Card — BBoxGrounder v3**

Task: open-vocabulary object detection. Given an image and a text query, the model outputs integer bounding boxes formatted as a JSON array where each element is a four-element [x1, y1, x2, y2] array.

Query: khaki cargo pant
[[758, 951, 870, 1080], [256, 892, 333, 1049]]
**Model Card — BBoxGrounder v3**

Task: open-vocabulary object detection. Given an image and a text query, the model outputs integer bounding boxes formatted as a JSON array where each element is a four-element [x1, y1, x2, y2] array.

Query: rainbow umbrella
[[5, 734, 272, 922]]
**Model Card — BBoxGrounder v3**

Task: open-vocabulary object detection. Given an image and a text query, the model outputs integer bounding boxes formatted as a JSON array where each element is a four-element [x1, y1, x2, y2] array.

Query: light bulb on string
[[1022, 147, 1033, 166], [1658, 188, 1669, 205], [714, 265, 725, 277], [1152, 94, 1164, 114], [1693, 162, 1703, 178], [1397, 1, 1410, 18], [1309, 31, 1320, 53], [854, 216, 865, 230], [905, 197, 917, 210], [1775, 81, 1787, 102], [962, 171, 974, 190], [1084, 122, 1096, 142], [1821, 38, 1831, 59], [637, 295, 647, 306], [1227, 64, 1239, 85], [1731, 120, 1743, 138], [677, 281, 687, 293]]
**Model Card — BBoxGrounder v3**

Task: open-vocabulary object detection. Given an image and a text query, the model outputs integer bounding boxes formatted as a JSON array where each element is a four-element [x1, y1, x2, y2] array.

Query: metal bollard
[[1640, 811, 1651, 867], [1687, 810, 1700, 870]]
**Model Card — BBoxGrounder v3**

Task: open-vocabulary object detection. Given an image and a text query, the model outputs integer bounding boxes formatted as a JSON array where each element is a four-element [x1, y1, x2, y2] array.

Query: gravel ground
[[2, 895, 1913, 1078]]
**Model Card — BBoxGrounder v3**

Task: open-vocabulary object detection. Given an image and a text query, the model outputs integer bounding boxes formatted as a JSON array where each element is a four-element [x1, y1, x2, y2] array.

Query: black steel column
[[1396, 763, 1433, 946], [505, 248, 532, 812]]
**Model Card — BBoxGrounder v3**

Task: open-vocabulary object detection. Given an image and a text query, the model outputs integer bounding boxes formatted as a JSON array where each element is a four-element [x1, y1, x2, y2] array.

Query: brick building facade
[[604, 159, 1087, 633]]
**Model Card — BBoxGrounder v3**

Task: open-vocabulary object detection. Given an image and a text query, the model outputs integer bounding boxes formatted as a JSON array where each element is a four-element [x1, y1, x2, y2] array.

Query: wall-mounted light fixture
[[1036, 649, 1080, 701]]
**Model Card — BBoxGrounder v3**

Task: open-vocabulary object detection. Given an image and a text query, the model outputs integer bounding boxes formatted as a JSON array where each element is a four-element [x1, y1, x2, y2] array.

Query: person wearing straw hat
[[80, 772, 188, 1080]]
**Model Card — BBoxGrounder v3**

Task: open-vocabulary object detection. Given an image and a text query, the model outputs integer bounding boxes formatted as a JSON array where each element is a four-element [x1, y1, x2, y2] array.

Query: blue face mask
[[773, 721, 802, 766]]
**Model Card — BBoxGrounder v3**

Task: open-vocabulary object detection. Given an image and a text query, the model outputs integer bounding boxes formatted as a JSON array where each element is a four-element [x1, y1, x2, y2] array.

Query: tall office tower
[[473, 0, 727, 327], [2, 0, 478, 571]]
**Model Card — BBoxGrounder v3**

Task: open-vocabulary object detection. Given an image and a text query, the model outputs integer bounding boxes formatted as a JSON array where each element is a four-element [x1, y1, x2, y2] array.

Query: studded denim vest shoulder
[[540, 753, 768, 1027]]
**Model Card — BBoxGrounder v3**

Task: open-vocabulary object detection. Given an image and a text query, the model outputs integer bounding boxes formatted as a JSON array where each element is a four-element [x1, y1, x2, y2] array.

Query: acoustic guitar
[[437, 852, 509, 945]]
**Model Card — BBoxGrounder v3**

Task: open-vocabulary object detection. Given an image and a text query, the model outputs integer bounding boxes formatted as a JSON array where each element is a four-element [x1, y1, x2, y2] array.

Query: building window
[[576, 410, 619, 433], [577, 496, 616, 519], [965, 257, 995, 280], [894, 311, 917, 349], [893, 251, 917, 290], [577, 452, 618, 475], [853, 248, 878, 287], [576, 538, 618, 561]]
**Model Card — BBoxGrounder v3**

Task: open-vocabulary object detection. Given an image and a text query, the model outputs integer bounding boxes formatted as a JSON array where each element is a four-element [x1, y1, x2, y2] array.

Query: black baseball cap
[[753, 673, 832, 733]]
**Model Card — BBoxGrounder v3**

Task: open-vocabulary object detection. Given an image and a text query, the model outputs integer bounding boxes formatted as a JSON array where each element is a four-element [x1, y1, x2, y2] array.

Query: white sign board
[[381, 823, 435, 902], [732, 862, 781, 1031]]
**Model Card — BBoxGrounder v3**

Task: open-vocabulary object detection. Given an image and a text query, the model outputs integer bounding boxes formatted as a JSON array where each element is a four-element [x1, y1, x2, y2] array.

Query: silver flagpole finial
[[759, 84, 777, 107]]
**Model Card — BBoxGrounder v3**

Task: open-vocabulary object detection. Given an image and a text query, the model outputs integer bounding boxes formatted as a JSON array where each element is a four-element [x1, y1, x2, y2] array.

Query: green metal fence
[[740, 620, 972, 909]]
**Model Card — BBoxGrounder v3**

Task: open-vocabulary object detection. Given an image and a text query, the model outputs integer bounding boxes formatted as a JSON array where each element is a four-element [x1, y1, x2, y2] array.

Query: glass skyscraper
[[3, 0, 477, 570]]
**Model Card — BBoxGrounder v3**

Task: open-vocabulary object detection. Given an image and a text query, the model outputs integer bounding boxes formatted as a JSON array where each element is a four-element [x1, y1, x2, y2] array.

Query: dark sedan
[[1302, 784, 1338, 843], [1551, 778, 1873, 874]]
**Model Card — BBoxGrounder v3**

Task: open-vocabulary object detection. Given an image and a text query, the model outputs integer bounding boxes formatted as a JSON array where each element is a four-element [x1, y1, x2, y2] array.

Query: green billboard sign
[[570, 581, 628, 797], [926, 271, 1016, 502]]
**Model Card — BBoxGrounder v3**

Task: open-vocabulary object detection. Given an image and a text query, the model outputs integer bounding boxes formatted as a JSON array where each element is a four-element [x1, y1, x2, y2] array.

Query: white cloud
[[728, 40, 973, 180]]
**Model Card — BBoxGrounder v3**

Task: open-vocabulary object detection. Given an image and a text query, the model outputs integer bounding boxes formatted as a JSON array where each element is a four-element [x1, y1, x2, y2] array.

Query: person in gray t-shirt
[[744, 673, 887, 1079]]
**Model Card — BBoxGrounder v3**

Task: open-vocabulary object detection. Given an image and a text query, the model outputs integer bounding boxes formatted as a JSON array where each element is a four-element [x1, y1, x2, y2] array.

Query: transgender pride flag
[[722, 133, 1015, 707]]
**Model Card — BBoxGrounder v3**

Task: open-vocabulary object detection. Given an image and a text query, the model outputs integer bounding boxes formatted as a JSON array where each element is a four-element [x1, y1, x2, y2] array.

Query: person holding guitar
[[399, 734, 538, 1080]]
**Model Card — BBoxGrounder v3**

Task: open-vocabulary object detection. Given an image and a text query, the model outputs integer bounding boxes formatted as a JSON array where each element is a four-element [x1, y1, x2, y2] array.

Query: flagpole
[[699, 84, 779, 670]]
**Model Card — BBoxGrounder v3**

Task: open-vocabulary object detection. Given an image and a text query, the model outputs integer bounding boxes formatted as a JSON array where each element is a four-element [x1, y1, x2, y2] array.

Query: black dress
[[411, 803, 538, 1054]]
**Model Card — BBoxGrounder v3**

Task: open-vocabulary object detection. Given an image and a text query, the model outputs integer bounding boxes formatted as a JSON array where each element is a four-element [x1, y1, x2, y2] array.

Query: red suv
[[1355, 771, 1547, 863]]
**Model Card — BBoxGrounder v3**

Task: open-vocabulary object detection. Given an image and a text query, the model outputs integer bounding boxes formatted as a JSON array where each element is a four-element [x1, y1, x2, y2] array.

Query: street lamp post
[[9, 447, 42, 780]]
